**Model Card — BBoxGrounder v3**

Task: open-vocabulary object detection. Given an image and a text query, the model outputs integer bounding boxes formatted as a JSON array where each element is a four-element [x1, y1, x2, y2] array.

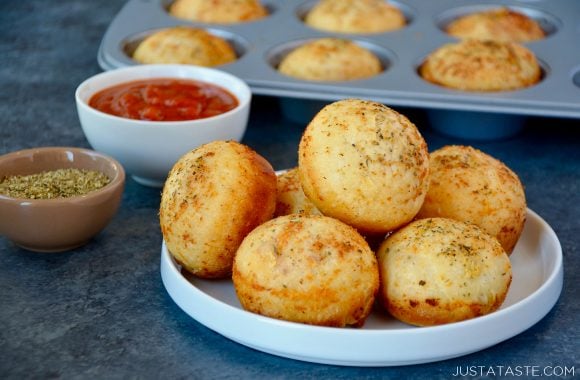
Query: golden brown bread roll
[[377, 217, 512, 326], [160, 140, 277, 278], [274, 168, 322, 217], [298, 99, 429, 235], [305, 0, 405, 34], [169, 0, 267, 24], [278, 38, 382, 81], [420, 39, 541, 92], [417, 145, 526, 254], [233, 214, 379, 327], [132, 26, 236, 66], [446, 7, 545, 42]]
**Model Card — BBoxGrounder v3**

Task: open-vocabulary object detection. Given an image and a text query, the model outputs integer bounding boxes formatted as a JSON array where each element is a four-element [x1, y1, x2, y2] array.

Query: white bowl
[[75, 64, 251, 187]]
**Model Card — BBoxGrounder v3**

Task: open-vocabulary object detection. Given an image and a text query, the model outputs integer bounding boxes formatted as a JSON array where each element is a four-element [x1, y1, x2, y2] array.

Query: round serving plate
[[160, 209, 563, 366]]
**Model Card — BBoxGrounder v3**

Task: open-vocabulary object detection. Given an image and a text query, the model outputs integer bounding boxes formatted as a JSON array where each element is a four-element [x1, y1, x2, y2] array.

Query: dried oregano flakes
[[0, 168, 111, 199]]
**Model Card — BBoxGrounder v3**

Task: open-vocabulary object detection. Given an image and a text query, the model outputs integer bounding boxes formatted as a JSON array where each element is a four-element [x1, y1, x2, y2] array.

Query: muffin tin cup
[[427, 110, 527, 141], [97, 0, 580, 140]]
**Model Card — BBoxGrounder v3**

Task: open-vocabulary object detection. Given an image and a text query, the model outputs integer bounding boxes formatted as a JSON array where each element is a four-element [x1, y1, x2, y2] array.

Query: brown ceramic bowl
[[0, 147, 125, 252]]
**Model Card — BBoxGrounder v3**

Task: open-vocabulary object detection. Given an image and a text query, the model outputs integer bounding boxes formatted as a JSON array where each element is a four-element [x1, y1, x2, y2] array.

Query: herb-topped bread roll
[[377, 217, 512, 326], [233, 214, 379, 327], [169, 0, 267, 24], [305, 0, 405, 34], [420, 39, 541, 92], [417, 145, 527, 254], [133, 27, 236, 66], [160, 141, 277, 279], [298, 99, 430, 235], [446, 7, 545, 43], [274, 168, 322, 217], [278, 38, 382, 81]]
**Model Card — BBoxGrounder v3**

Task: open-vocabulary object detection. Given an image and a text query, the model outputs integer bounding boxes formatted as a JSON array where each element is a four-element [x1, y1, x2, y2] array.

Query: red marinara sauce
[[88, 78, 239, 121]]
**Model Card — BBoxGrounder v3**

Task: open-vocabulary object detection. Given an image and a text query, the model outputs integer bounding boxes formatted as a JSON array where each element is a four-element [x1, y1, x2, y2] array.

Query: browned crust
[[160, 141, 276, 278], [278, 38, 382, 81], [304, 0, 405, 34], [298, 99, 430, 234], [446, 7, 545, 42], [382, 289, 510, 326], [417, 145, 527, 254], [420, 39, 541, 92], [232, 215, 379, 327], [377, 217, 512, 326], [133, 26, 236, 66], [169, 0, 267, 24], [274, 168, 321, 217]]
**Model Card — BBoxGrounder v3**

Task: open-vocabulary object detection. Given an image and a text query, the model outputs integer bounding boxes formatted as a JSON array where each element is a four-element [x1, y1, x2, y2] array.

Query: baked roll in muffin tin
[[97, 0, 580, 136]]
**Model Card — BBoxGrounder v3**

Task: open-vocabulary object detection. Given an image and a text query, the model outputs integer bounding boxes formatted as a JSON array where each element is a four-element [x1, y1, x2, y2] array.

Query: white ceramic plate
[[160, 209, 563, 366]]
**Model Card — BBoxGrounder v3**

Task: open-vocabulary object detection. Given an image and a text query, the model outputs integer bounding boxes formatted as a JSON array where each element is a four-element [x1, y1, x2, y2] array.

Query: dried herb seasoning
[[0, 168, 111, 199]]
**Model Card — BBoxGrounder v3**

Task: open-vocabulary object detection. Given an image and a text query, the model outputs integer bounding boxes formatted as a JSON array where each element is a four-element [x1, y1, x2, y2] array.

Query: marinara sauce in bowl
[[75, 64, 251, 187], [88, 78, 239, 122]]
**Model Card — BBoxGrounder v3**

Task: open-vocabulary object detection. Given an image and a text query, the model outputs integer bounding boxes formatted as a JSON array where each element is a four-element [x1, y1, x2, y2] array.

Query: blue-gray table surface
[[1, 1, 578, 379]]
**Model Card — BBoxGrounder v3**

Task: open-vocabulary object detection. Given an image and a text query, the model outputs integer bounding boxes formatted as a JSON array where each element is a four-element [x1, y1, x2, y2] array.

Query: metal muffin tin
[[98, 0, 580, 124]]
